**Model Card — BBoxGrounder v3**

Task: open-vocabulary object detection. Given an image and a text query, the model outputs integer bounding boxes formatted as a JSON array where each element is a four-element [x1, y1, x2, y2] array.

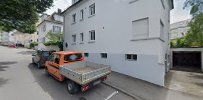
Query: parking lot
[[0, 46, 135, 100]]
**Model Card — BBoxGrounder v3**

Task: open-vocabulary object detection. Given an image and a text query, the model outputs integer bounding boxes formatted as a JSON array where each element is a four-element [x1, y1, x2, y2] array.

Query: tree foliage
[[0, 0, 54, 33], [185, 13, 203, 47], [45, 31, 64, 51], [171, 13, 203, 48], [184, 0, 203, 15]]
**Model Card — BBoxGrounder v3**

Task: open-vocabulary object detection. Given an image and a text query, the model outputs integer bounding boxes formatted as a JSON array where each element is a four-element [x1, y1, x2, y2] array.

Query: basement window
[[84, 53, 89, 57], [125, 54, 137, 61], [101, 53, 107, 59]]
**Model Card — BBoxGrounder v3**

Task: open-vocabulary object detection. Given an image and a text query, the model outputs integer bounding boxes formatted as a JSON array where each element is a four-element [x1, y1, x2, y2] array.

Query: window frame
[[80, 33, 84, 43], [72, 34, 76, 43], [84, 53, 89, 57], [42, 24, 46, 32], [125, 54, 137, 61], [89, 30, 95, 41], [89, 3, 95, 16], [52, 26, 61, 33], [101, 53, 108, 59], [72, 13, 76, 23], [80, 9, 84, 21]]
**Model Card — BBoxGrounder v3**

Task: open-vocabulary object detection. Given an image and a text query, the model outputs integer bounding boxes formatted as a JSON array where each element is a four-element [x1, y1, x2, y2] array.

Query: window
[[64, 53, 83, 62], [89, 30, 95, 41], [42, 37, 46, 43], [50, 54, 60, 64], [80, 9, 84, 20], [37, 31, 39, 35], [65, 42, 68, 48], [42, 25, 46, 32], [101, 53, 107, 59], [125, 54, 137, 61], [132, 18, 149, 40], [80, 33, 84, 42], [72, 35, 76, 43], [72, 13, 76, 23], [84, 53, 89, 57], [53, 26, 61, 33], [89, 3, 95, 16]]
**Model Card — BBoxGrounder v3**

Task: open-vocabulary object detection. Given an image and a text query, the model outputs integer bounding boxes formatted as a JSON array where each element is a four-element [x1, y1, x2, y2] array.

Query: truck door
[[46, 54, 64, 81]]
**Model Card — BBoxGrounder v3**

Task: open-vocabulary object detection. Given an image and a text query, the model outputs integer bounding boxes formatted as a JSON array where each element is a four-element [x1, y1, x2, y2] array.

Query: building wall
[[64, 0, 172, 86], [38, 21, 63, 43], [170, 19, 190, 40]]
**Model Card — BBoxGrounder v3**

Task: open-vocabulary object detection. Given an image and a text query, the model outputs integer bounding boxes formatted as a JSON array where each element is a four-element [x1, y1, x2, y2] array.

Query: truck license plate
[[93, 80, 101, 86]]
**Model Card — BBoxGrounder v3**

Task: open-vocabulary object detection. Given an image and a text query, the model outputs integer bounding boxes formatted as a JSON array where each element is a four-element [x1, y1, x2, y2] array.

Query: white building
[[170, 19, 190, 40], [37, 10, 64, 43], [62, 0, 174, 86]]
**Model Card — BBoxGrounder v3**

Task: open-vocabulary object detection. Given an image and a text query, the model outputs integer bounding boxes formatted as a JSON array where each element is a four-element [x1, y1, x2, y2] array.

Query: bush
[[44, 41, 63, 51], [30, 42, 38, 48]]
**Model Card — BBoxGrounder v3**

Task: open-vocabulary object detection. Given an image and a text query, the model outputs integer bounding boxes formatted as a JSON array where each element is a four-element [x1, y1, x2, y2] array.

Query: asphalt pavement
[[0, 46, 135, 100]]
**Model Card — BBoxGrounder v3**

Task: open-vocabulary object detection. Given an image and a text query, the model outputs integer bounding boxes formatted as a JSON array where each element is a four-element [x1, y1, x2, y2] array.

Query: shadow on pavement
[[0, 77, 9, 87], [0, 61, 17, 71], [28, 63, 102, 100], [17, 51, 34, 55]]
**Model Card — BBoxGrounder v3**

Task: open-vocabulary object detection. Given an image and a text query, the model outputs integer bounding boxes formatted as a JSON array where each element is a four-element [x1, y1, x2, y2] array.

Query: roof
[[37, 13, 63, 27], [54, 51, 83, 55], [61, 0, 83, 15]]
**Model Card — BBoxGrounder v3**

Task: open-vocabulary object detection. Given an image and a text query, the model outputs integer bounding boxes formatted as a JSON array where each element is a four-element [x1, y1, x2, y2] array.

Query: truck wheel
[[37, 63, 41, 69], [32, 58, 35, 64], [66, 80, 79, 94], [45, 68, 50, 76]]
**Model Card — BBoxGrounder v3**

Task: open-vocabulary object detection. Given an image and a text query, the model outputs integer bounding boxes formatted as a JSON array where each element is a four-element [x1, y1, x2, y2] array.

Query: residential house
[[37, 9, 64, 43], [170, 19, 190, 40], [62, 0, 174, 86], [0, 30, 38, 46]]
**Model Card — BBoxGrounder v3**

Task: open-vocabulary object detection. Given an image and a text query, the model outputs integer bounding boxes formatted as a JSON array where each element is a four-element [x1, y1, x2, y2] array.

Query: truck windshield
[[64, 53, 83, 62]]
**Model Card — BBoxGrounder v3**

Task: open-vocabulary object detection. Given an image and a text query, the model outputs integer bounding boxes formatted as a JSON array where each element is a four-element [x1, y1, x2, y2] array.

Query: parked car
[[45, 51, 111, 94], [32, 50, 56, 68], [8, 44, 16, 48]]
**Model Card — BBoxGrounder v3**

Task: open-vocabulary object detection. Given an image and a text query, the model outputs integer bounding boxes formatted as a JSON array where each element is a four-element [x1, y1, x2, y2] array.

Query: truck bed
[[59, 61, 111, 85]]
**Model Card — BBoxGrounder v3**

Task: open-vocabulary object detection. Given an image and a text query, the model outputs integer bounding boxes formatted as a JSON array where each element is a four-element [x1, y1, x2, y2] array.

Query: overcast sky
[[45, 0, 192, 24]]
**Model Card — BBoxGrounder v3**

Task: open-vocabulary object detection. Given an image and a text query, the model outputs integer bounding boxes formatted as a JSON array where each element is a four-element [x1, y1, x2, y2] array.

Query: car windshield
[[64, 53, 83, 62], [43, 52, 50, 58]]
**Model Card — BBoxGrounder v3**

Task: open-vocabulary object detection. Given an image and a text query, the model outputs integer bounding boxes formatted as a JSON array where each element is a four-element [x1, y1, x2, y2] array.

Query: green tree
[[184, 0, 203, 15], [45, 31, 64, 51], [0, 0, 54, 33], [185, 13, 203, 47]]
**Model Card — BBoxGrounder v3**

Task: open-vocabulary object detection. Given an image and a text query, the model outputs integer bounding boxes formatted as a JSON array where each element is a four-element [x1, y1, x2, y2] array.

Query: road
[[0, 46, 135, 100]]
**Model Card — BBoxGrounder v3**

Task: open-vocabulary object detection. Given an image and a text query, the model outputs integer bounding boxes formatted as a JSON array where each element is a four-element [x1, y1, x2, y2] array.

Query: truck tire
[[66, 80, 80, 94], [44, 68, 50, 76], [37, 63, 41, 69], [32, 58, 35, 64]]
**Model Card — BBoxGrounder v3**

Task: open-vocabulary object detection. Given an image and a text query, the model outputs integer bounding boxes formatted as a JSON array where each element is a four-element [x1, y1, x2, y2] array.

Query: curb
[[102, 82, 144, 100]]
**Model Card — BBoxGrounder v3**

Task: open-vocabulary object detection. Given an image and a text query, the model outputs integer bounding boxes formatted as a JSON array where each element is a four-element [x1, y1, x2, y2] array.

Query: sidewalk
[[103, 72, 202, 100]]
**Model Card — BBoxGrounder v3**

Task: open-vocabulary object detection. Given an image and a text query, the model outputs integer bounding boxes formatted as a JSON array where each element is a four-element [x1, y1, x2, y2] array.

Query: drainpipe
[[202, 51, 203, 72]]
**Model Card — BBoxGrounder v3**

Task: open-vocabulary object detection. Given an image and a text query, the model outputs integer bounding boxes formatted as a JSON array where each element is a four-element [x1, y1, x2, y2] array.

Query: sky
[[46, 0, 192, 24]]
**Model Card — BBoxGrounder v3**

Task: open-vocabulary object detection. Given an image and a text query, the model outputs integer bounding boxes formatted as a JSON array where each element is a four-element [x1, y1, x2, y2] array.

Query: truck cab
[[45, 51, 85, 81], [45, 51, 111, 94]]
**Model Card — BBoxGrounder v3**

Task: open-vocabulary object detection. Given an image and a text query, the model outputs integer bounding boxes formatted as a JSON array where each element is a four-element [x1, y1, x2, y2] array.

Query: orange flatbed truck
[[45, 51, 111, 94]]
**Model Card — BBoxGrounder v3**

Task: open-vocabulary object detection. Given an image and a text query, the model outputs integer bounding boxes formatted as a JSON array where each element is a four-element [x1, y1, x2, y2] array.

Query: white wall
[[170, 19, 190, 39], [63, 0, 172, 86], [38, 21, 63, 43]]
